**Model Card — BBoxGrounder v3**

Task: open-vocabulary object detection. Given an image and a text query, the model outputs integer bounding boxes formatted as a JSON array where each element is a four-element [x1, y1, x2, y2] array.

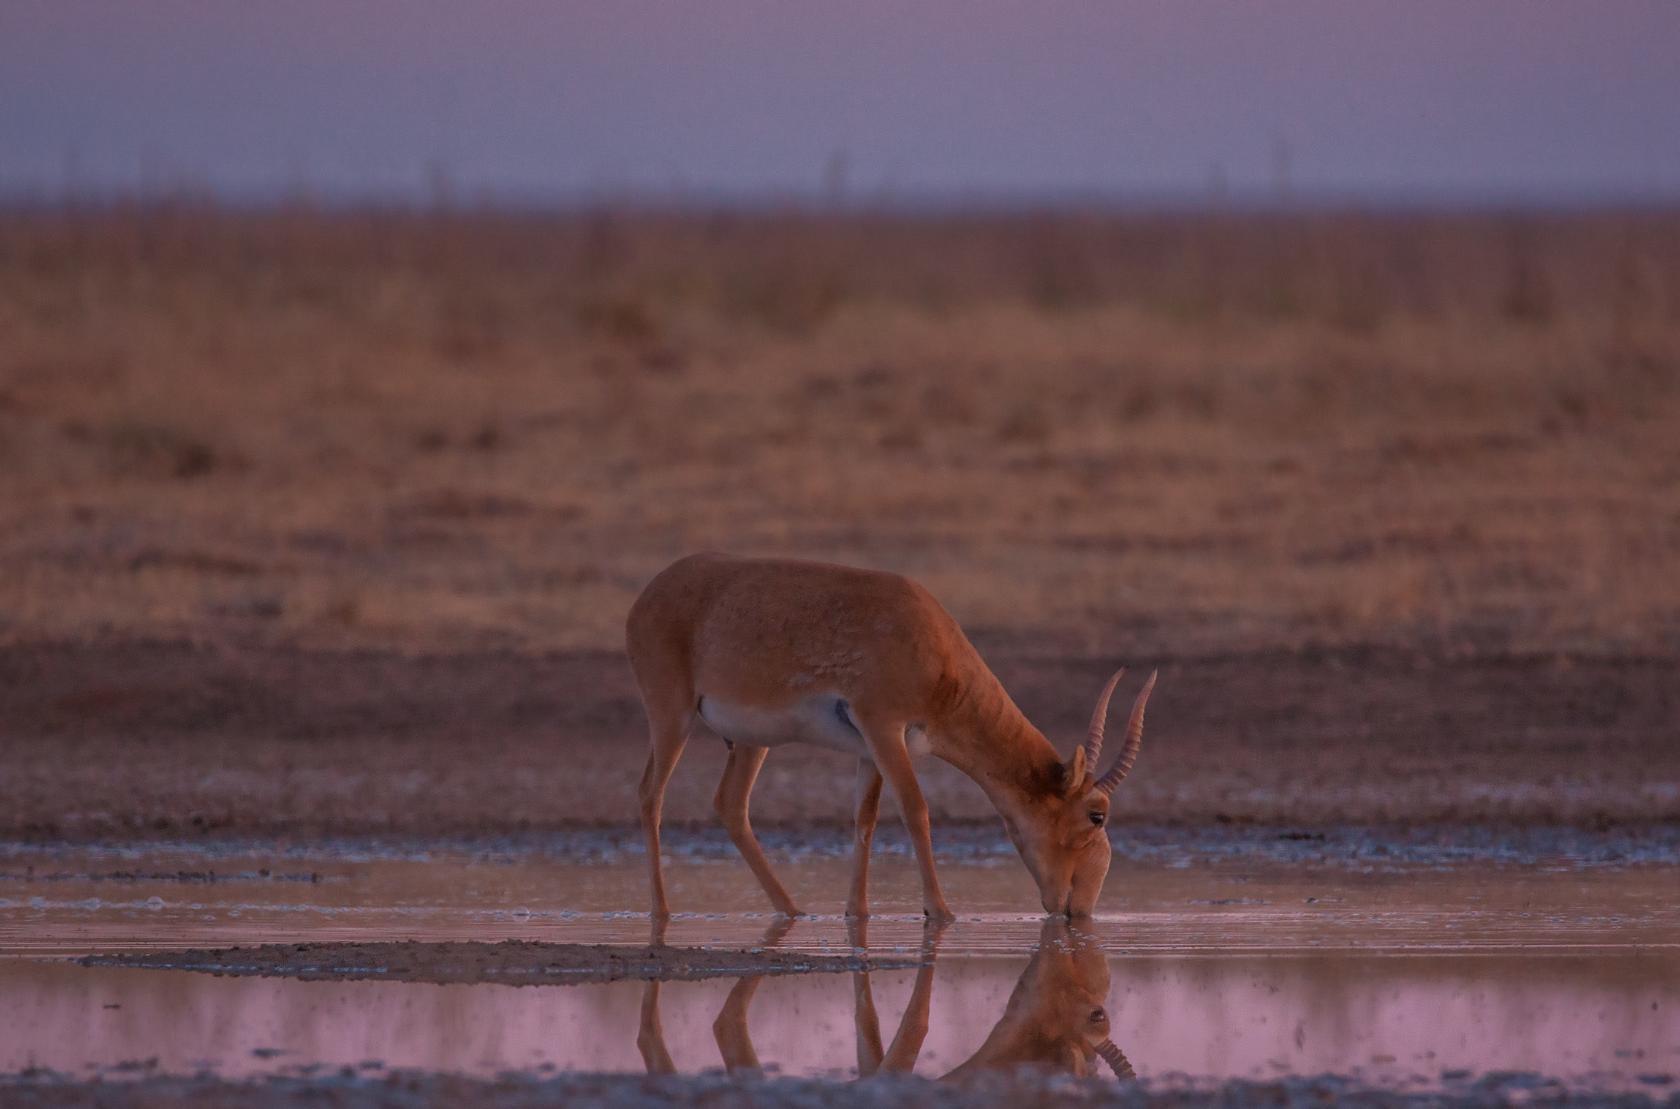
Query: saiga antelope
[[627, 553, 1158, 921]]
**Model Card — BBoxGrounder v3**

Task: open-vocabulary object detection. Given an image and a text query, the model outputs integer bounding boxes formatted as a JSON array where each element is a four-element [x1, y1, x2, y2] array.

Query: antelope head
[[1003, 668, 1157, 917]]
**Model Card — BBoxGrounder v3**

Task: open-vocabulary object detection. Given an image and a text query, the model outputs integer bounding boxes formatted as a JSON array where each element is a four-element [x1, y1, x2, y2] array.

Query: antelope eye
[[1089, 811, 1106, 827]]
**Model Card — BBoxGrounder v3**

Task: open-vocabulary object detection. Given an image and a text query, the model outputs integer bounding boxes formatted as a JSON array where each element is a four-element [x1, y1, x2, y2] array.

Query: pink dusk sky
[[3, 1, 1678, 203]]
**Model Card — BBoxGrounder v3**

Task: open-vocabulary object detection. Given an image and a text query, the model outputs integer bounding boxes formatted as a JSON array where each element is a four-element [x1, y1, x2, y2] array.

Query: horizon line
[[5, 182, 1680, 219]]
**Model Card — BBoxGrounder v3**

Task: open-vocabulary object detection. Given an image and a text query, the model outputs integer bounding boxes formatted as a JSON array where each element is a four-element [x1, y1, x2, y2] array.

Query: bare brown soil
[[2, 638, 1675, 835], [2, 207, 1679, 836], [80, 939, 910, 985]]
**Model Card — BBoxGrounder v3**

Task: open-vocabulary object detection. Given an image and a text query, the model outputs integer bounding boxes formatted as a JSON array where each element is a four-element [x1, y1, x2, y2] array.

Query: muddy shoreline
[[9, 821, 1677, 871], [79, 940, 913, 986], [3, 639, 1677, 838], [3, 1071, 1673, 1107]]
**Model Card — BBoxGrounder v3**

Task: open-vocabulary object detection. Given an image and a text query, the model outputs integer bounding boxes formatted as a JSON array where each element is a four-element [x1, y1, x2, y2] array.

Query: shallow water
[[1, 834, 1676, 1092], [5, 950, 1678, 1089]]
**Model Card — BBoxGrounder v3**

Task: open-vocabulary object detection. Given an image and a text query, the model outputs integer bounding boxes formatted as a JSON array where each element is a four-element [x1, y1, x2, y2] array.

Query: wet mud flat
[[79, 938, 912, 985], [4, 823, 1677, 954]]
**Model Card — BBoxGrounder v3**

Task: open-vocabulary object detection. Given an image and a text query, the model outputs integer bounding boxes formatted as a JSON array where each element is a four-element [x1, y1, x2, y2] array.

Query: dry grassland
[[2, 205, 1678, 833]]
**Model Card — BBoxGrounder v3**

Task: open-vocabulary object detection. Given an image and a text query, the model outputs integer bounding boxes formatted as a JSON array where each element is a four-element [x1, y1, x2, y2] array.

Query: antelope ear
[[1063, 746, 1087, 794]]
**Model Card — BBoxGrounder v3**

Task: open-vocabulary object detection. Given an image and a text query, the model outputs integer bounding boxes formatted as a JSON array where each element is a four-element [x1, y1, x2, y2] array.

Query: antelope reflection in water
[[638, 918, 1134, 1080]]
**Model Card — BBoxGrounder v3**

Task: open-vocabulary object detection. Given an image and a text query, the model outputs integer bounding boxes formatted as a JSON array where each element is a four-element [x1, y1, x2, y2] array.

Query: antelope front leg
[[848, 759, 884, 919], [857, 715, 955, 924]]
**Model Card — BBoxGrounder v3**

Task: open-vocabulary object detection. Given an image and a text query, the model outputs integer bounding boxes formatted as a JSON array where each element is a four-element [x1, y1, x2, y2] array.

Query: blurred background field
[[2, 203, 1677, 836], [3, 204, 1679, 657]]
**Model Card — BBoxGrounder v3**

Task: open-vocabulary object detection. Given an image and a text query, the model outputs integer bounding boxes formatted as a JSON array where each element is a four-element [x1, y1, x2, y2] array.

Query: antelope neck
[[933, 662, 1066, 812]]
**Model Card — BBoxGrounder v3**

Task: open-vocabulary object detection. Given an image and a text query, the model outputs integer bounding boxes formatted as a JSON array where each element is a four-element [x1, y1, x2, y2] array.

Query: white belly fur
[[698, 694, 932, 760]]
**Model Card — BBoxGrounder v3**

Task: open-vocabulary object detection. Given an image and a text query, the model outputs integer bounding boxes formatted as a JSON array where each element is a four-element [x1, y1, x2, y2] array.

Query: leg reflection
[[637, 979, 676, 1075], [713, 974, 766, 1074], [853, 917, 944, 1076], [712, 916, 799, 1076], [849, 916, 884, 1076]]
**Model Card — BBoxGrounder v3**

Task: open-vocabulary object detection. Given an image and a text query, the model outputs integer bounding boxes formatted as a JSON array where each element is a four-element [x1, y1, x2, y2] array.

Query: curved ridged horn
[[1094, 669, 1157, 797], [1080, 667, 1127, 774], [1094, 1038, 1135, 1080]]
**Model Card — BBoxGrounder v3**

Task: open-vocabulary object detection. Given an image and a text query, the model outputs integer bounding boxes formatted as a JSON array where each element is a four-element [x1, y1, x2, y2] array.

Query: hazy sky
[[4, 1, 1678, 203]]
